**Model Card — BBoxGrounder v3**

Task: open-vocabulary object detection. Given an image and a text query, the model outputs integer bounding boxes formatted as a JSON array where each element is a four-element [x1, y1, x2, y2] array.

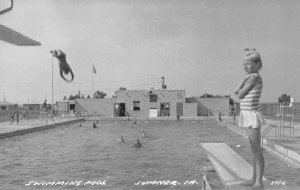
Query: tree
[[200, 93, 214, 98], [278, 94, 290, 103], [63, 96, 67, 100], [68, 94, 76, 100], [93, 90, 107, 99]]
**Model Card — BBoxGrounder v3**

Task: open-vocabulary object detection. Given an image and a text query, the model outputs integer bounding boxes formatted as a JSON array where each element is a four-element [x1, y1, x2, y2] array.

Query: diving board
[[201, 143, 281, 190], [0, 24, 41, 46]]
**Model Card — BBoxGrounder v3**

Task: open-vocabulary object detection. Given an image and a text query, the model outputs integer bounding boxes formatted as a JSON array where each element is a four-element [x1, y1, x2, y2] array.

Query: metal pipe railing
[[202, 171, 211, 190]]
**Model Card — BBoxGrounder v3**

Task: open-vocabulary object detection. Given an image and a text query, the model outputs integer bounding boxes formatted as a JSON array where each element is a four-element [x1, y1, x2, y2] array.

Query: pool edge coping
[[0, 119, 83, 140]]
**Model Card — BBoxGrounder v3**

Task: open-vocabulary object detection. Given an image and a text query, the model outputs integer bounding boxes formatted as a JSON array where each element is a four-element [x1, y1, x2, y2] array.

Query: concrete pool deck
[[226, 119, 300, 168], [0, 117, 82, 139]]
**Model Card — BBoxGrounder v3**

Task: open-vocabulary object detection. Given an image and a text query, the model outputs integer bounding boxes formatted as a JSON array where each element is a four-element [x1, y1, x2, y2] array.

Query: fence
[[0, 109, 75, 122], [0, 110, 41, 122], [229, 102, 300, 122], [261, 102, 300, 122]]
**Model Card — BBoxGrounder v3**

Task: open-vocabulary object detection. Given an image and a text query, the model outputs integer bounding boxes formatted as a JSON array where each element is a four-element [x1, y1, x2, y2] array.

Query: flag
[[93, 65, 97, 74]]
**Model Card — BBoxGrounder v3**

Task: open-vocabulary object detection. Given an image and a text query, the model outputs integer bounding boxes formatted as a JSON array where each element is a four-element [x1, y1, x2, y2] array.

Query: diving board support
[[201, 143, 281, 190]]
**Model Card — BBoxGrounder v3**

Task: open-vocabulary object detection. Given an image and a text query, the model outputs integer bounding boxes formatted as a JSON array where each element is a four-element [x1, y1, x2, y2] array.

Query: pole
[[92, 67, 94, 96], [51, 53, 54, 116]]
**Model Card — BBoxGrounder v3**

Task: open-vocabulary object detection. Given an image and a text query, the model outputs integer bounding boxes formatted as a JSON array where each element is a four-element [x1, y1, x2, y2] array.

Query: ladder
[[278, 102, 295, 138]]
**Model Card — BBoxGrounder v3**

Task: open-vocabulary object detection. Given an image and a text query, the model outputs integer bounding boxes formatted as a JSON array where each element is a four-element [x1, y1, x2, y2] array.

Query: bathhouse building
[[55, 100, 75, 116], [0, 101, 17, 111], [75, 89, 230, 118]]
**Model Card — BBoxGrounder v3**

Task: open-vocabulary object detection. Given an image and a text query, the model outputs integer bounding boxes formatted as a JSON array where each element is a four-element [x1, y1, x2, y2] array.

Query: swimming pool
[[0, 119, 299, 190]]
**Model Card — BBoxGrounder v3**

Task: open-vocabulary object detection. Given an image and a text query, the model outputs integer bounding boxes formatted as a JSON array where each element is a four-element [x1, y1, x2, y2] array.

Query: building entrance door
[[176, 102, 183, 116], [160, 102, 170, 117], [114, 103, 126, 117]]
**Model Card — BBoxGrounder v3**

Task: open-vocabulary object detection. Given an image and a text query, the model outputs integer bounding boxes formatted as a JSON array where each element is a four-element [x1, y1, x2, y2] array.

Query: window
[[150, 94, 157, 102], [1, 106, 6, 110], [133, 101, 140, 111]]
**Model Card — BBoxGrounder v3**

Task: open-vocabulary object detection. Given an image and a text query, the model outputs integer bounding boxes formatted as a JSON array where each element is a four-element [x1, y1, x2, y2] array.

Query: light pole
[[50, 50, 54, 116]]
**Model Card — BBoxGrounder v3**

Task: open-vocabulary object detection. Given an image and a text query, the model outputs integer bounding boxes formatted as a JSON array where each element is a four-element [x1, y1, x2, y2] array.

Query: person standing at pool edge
[[16, 111, 19, 124], [10, 111, 16, 125], [234, 50, 265, 190]]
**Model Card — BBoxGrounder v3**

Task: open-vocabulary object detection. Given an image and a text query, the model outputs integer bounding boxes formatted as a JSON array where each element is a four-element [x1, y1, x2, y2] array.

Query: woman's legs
[[248, 126, 264, 188], [241, 126, 264, 189], [241, 127, 257, 186]]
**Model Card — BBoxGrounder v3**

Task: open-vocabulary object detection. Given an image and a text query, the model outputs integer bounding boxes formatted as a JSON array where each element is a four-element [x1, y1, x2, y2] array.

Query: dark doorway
[[114, 103, 126, 117], [70, 104, 75, 114], [160, 102, 170, 117]]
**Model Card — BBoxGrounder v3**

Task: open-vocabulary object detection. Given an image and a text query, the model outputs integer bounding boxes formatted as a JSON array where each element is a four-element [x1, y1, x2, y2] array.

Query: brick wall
[[75, 98, 114, 117], [183, 103, 197, 117], [186, 97, 230, 116]]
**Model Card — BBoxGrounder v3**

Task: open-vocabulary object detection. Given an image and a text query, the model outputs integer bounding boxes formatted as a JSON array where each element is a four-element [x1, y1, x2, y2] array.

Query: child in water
[[118, 136, 124, 143], [133, 139, 141, 148], [142, 130, 147, 138], [234, 49, 265, 190]]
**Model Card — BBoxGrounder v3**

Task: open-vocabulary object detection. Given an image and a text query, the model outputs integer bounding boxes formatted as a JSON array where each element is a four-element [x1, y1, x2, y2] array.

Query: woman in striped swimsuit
[[234, 51, 265, 190]]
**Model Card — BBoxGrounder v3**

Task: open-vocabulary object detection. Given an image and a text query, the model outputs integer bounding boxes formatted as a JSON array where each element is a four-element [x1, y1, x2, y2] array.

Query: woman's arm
[[237, 76, 259, 99], [234, 77, 249, 94]]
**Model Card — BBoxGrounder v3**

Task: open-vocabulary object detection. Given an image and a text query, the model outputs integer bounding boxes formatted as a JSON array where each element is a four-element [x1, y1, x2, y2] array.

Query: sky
[[1, 0, 300, 104]]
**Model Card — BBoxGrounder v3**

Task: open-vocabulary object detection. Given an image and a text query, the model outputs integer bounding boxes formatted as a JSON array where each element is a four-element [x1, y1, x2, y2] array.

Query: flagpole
[[92, 66, 94, 97]]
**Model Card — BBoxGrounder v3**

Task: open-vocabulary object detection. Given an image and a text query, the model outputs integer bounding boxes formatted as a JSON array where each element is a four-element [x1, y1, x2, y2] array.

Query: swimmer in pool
[[142, 130, 147, 138], [118, 136, 125, 143], [133, 139, 142, 148], [93, 122, 97, 128]]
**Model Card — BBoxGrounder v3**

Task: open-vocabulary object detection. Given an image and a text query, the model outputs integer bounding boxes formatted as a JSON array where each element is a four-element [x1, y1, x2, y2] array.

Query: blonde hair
[[244, 51, 262, 70]]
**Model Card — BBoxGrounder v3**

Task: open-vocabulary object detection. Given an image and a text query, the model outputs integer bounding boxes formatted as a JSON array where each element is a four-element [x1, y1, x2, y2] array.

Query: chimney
[[161, 76, 167, 90]]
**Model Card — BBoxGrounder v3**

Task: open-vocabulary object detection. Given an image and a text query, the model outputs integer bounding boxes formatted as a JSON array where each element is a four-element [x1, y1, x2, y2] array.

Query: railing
[[75, 111, 86, 120], [261, 124, 279, 150], [202, 171, 211, 190]]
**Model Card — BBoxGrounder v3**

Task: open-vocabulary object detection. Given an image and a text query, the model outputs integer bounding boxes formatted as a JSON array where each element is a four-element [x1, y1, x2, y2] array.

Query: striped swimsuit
[[240, 74, 262, 111], [239, 73, 265, 128]]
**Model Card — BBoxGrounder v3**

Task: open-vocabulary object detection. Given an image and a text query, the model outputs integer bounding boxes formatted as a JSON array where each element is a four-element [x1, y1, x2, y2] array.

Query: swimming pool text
[[25, 180, 107, 187]]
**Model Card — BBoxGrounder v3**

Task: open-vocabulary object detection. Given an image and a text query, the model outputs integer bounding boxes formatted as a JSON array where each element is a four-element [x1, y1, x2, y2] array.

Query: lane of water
[[0, 120, 299, 190]]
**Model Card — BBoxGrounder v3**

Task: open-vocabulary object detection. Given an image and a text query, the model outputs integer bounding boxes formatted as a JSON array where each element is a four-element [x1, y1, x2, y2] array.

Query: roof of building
[[56, 100, 75, 103], [116, 89, 185, 92], [0, 101, 15, 106]]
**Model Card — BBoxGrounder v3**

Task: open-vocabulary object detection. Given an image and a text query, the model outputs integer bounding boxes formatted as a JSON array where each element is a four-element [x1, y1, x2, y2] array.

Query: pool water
[[0, 120, 299, 190]]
